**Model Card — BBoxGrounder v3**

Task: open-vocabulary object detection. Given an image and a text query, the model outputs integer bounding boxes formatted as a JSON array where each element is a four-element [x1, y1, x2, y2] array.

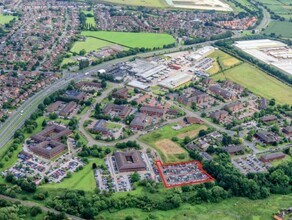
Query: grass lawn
[[212, 63, 292, 105], [139, 123, 206, 162], [86, 17, 96, 26], [82, 10, 94, 16], [81, 31, 176, 49], [264, 21, 292, 38], [98, 194, 292, 220], [0, 14, 17, 25], [61, 57, 76, 67], [40, 158, 103, 192], [100, 0, 168, 8], [151, 85, 166, 95], [106, 122, 122, 130], [71, 37, 117, 54], [207, 61, 220, 75]]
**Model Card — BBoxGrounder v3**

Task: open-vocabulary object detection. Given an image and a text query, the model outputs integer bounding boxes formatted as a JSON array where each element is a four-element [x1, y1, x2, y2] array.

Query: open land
[[139, 123, 206, 162], [257, 0, 292, 19], [207, 50, 242, 74], [156, 139, 185, 155], [40, 158, 103, 192], [264, 21, 292, 38], [212, 63, 292, 104], [0, 14, 16, 25], [70, 37, 119, 53], [99, 194, 292, 220], [81, 31, 176, 49]]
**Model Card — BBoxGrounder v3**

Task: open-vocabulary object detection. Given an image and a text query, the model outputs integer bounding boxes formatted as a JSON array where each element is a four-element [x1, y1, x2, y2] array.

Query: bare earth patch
[[156, 139, 185, 155], [177, 126, 207, 139]]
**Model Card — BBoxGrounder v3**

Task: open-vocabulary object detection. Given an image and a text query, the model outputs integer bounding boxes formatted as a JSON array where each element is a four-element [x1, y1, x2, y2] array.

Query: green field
[[257, 0, 292, 19], [212, 63, 292, 105], [61, 57, 76, 67], [100, 0, 168, 8], [207, 50, 242, 74], [139, 123, 207, 162], [86, 17, 96, 26], [82, 31, 176, 49], [99, 194, 292, 220], [71, 37, 117, 53], [0, 14, 17, 25], [106, 122, 122, 130], [264, 21, 292, 38], [40, 158, 103, 192]]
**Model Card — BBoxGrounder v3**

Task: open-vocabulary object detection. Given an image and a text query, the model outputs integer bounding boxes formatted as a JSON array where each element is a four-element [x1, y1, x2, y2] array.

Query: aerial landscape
[[0, 0, 291, 219]]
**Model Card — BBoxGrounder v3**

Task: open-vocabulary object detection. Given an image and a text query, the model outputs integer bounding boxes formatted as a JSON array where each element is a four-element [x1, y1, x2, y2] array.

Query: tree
[[49, 113, 58, 120], [30, 206, 42, 217], [92, 163, 97, 169], [183, 136, 191, 144], [198, 129, 207, 137], [130, 172, 141, 183], [42, 119, 47, 127]]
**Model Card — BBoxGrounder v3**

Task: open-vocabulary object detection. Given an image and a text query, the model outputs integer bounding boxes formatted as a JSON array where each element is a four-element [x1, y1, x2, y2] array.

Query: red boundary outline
[[155, 160, 214, 188]]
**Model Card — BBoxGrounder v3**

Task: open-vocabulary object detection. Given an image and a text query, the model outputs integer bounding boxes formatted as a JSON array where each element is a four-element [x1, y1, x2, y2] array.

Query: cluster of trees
[[90, 45, 175, 68], [78, 145, 111, 158], [115, 141, 141, 149], [184, 31, 232, 45], [203, 153, 291, 199], [0, 199, 43, 220], [5, 174, 36, 193]]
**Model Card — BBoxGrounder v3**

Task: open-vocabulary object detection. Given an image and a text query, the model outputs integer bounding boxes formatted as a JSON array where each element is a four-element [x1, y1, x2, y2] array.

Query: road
[[0, 194, 85, 220], [0, 39, 222, 150], [254, 2, 271, 32]]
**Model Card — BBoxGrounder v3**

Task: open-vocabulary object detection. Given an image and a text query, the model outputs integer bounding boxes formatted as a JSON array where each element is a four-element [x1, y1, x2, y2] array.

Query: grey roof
[[223, 145, 245, 153]]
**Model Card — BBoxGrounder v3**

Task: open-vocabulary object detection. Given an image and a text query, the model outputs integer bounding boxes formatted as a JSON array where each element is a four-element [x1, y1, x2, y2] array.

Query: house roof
[[114, 151, 147, 171]]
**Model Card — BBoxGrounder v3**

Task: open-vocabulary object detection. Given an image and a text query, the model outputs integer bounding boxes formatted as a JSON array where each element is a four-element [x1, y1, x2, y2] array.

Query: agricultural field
[[100, 0, 168, 8], [264, 21, 292, 38], [81, 31, 176, 49], [70, 37, 118, 54], [139, 123, 207, 162], [0, 14, 17, 25], [99, 194, 292, 220], [212, 63, 292, 104], [207, 50, 242, 74], [257, 0, 292, 19]]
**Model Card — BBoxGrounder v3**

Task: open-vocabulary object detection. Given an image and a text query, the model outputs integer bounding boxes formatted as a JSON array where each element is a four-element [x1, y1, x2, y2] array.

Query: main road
[[0, 40, 218, 149], [0, 4, 271, 149]]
